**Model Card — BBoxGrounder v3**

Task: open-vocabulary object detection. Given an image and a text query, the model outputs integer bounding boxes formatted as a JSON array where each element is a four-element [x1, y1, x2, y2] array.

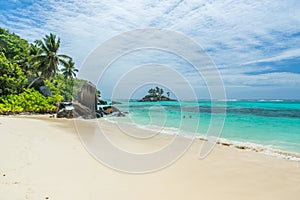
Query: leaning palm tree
[[26, 43, 42, 76], [33, 33, 70, 79], [61, 58, 78, 79]]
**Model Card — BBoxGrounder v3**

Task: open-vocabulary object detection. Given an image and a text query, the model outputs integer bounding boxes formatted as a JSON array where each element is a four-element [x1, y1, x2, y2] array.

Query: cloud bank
[[1, 0, 300, 99]]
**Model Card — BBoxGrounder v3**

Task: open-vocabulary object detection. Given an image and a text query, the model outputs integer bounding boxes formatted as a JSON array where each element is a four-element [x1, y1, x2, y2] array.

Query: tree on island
[[148, 88, 156, 96], [155, 86, 164, 100], [139, 86, 175, 102]]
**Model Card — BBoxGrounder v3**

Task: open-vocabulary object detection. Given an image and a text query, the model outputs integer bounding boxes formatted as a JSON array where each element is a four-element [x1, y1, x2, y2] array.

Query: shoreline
[[2, 113, 300, 162], [1, 115, 300, 199], [105, 117, 300, 162]]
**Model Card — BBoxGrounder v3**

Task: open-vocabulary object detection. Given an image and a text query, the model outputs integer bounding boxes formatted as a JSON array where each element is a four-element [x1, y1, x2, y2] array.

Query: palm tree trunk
[[27, 76, 41, 88]]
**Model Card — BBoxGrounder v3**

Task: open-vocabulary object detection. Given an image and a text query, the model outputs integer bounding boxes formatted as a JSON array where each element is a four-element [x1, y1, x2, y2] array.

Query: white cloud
[[242, 48, 300, 65], [1, 0, 300, 98]]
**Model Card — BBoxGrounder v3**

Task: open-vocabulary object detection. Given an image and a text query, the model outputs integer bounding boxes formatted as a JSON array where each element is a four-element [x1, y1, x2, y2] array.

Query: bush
[[0, 88, 62, 114], [49, 74, 86, 101], [0, 52, 27, 95]]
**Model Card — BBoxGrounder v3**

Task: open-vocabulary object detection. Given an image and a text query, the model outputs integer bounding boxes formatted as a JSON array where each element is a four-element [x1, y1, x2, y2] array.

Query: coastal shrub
[[0, 88, 62, 114], [0, 27, 84, 114], [0, 28, 30, 63], [0, 52, 27, 95], [49, 74, 86, 101]]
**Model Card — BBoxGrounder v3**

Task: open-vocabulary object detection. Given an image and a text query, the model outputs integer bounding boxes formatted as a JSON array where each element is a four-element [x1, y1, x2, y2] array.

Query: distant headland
[[139, 87, 176, 102]]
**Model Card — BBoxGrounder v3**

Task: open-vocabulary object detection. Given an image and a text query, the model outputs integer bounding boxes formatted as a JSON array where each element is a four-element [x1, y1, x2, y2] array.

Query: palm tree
[[33, 33, 70, 79], [148, 88, 156, 96], [166, 92, 170, 98], [158, 88, 164, 100], [25, 43, 41, 76], [155, 86, 160, 96], [61, 58, 78, 79]]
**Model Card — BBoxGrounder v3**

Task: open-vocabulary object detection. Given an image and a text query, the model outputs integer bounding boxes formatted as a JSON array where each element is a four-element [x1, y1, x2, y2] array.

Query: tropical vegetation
[[139, 86, 174, 102], [0, 27, 84, 114]]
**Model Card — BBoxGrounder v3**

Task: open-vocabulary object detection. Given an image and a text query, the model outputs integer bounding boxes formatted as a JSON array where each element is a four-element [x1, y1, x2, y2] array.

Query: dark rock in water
[[112, 112, 126, 117], [98, 105, 120, 114], [39, 86, 52, 97], [111, 106, 121, 113], [98, 99, 108, 105], [111, 101, 122, 105], [95, 110, 104, 118], [102, 106, 112, 114], [97, 105, 126, 117]]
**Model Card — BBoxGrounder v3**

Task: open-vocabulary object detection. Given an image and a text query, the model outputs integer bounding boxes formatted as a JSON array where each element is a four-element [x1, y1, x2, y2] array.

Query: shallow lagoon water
[[110, 100, 300, 155]]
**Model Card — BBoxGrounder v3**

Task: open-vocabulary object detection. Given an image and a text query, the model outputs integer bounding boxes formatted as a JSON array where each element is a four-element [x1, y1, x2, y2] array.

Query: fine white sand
[[0, 115, 300, 200]]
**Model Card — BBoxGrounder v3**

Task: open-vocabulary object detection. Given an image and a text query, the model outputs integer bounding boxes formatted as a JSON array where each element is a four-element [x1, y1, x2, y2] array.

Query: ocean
[[107, 100, 300, 159]]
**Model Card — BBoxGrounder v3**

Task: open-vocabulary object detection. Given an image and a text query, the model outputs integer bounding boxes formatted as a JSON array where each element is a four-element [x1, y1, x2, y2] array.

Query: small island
[[139, 86, 176, 102]]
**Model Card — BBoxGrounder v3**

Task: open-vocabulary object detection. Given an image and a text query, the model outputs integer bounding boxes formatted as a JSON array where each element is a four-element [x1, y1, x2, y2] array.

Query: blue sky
[[1, 0, 300, 99]]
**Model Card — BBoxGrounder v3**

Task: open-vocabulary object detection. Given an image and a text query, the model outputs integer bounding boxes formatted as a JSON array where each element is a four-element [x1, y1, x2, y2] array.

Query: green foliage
[[0, 27, 87, 114], [72, 78, 87, 101], [166, 91, 170, 97], [0, 88, 62, 114], [97, 90, 101, 99], [49, 74, 85, 101], [147, 86, 164, 97], [140, 86, 172, 102], [32, 33, 71, 79], [0, 52, 27, 95], [0, 27, 30, 62], [61, 58, 78, 79]]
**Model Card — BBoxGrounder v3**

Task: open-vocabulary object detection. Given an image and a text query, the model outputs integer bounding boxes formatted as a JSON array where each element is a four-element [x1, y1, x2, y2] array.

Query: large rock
[[72, 102, 96, 119], [39, 86, 52, 97]]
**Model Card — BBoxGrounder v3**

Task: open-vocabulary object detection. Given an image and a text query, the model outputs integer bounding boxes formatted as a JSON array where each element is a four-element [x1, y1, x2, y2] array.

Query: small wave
[[227, 99, 238, 102], [103, 117, 119, 124], [214, 138, 300, 162], [215, 99, 238, 102], [271, 99, 284, 102], [106, 119, 196, 139], [257, 99, 286, 102], [103, 119, 300, 162]]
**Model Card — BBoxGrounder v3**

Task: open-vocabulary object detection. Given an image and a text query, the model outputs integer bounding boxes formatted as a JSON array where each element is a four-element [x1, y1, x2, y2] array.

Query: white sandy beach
[[0, 115, 300, 200]]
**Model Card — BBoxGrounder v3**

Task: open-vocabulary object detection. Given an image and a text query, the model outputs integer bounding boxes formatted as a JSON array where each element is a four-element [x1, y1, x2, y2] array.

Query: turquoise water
[[111, 100, 300, 154]]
